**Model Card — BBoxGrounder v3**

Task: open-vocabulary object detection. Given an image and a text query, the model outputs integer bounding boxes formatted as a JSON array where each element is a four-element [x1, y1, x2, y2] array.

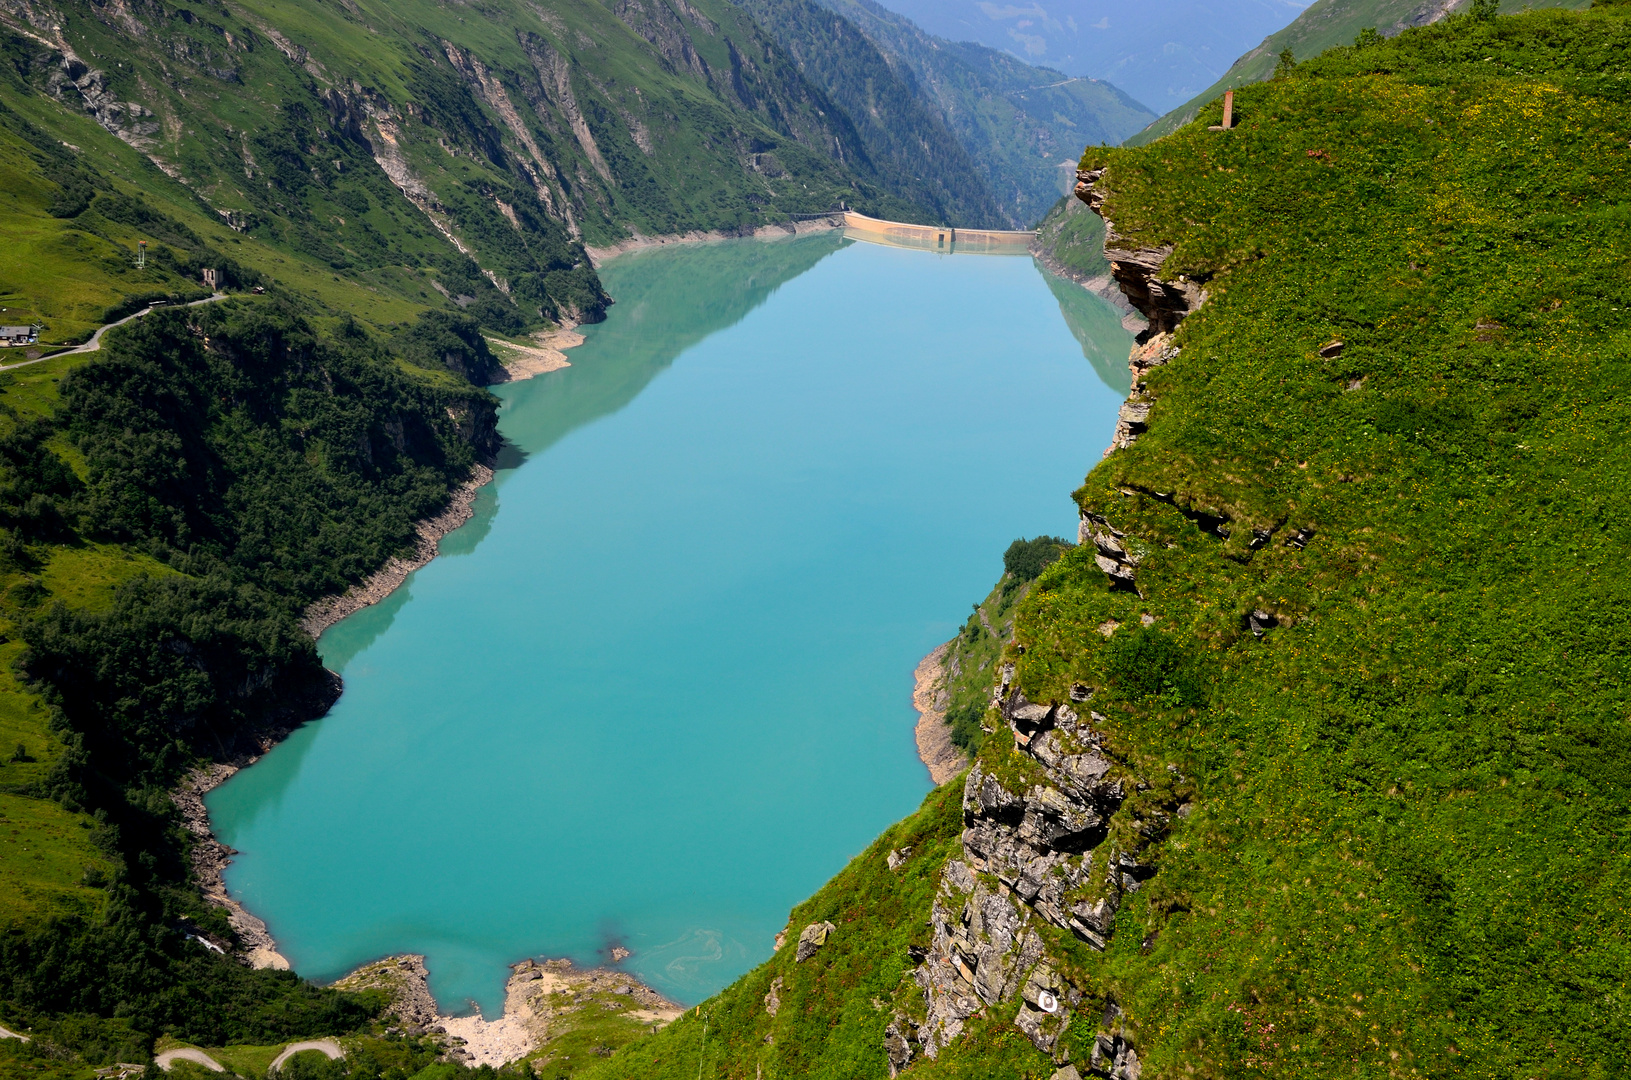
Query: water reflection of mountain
[[1036, 263, 1135, 398], [319, 234, 849, 666], [496, 232, 851, 460]]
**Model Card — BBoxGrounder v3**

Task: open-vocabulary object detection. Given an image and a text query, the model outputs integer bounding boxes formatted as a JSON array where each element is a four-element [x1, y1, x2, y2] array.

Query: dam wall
[[842, 211, 1035, 255]]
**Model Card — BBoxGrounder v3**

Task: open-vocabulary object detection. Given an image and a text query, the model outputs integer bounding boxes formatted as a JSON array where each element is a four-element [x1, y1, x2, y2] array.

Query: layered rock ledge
[[888, 666, 1187, 1077]]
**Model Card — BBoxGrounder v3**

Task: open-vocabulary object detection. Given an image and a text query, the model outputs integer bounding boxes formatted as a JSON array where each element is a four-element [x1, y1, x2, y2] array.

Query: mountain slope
[[732, 0, 1008, 229], [1129, 0, 1591, 144], [0, 0, 960, 344], [575, 5, 1631, 1077], [807, 0, 1155, 226]]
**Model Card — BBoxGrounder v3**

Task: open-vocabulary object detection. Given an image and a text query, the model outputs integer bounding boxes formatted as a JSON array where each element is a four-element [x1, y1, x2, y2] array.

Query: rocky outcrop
[[912, 643, 968, 785], [333, 955, 442, 1029], [1073, 167, 1198, 465], [895, 668, 1184, 1069], [1074, 168, 1206, 342], [1028, 199, 1144, 335], [335, 955, 681, 1067], [1079, 513, 1140, 590], [796, 921, 836, 962]]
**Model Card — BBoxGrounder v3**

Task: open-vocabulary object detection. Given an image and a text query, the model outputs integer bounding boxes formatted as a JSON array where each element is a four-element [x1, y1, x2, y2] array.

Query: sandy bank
[[912, 643, 968, 785], [487, 328, 585, 382], [584, 215, 844, 266], [334, 954, 683, 1068]]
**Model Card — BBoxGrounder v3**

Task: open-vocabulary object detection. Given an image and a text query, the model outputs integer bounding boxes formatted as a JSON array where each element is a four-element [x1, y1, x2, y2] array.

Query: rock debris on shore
[[301, 464, 495, 639], [913, 643, 968, 785], [172, 765, 290, 970], [333, 955, 683, 1068]]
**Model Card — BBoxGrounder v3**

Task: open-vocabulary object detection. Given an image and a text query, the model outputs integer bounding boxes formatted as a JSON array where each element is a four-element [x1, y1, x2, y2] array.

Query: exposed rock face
[[1074, 168, 1206, 341], [912, 643, 968, 785], [1088, 1028, 1143, 1080], [796, 921, 836, 962], [1080, 512, 1140, 589], [898, 676, 1178, 1065]]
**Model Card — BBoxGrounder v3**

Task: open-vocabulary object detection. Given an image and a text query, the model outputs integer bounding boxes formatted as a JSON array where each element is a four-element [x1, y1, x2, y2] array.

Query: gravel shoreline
[[912, 642, 968, 785], [173, 764, 292, 970], [301, 463, 495, 640], [583, 215, 844, 265]]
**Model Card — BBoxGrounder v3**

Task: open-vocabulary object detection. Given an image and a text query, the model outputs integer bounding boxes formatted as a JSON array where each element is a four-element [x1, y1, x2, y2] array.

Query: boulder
[[795, 921, 836, 962], [1089, 1033, 1142, 1080], [1247, 608, 1278, 637]]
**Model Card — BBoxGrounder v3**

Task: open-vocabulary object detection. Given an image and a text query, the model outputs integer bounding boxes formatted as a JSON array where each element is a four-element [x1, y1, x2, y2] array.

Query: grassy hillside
[[566, 4, 1631, 1077], [809, 0, 1155, 226], [1127, 0, 1592, 145], [0, 0, 972, 348]]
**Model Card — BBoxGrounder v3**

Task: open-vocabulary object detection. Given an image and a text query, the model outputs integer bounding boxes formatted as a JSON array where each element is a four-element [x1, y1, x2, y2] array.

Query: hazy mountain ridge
[[858, 0, 1310, 112], [807, 0, 1155, 226]]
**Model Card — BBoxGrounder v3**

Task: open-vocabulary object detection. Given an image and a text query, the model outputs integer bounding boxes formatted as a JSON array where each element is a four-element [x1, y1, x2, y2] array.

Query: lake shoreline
[[196, 235, 1129, 1019], [584, 215, 844, 265], [173, 764, 293, 971], [299, 463, 496, 640], [912, 642, 968, 785], [333, 954, 683, 1067]]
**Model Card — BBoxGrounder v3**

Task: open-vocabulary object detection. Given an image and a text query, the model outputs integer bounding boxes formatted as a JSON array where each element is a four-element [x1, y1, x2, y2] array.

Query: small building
[[0, 326, 38, 346], [202, 268, 219, 290]]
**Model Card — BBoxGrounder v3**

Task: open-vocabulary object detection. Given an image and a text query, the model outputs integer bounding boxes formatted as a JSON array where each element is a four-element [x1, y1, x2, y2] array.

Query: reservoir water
[[207, 233, 1133, 1015]]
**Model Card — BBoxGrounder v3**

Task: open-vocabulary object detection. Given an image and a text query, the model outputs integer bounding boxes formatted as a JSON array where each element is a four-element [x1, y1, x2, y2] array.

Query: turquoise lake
[[206, 233, 1133, 1016]]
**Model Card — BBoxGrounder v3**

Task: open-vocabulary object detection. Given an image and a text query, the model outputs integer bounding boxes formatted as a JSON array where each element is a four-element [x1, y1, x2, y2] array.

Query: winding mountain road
[[269, 1041, 345, 1071], [0, 292, 227, 374], [154, 1049, 225, 1072]]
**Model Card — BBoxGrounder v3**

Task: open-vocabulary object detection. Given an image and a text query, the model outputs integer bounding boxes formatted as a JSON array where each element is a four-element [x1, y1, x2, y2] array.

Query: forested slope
[[732, 0, 1007, 229], [577, 5, 1631, 1077], [0, 298, 502, 1068]]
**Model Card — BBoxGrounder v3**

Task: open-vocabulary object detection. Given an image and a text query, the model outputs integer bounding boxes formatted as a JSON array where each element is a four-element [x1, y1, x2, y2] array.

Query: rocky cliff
[[888, 665, 1190, 1078], [875, 162, 1213, 1080]]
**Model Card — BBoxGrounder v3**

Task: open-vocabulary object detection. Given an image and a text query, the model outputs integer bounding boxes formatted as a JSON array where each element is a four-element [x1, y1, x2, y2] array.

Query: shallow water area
[[206, 233, 1133, 1016]]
